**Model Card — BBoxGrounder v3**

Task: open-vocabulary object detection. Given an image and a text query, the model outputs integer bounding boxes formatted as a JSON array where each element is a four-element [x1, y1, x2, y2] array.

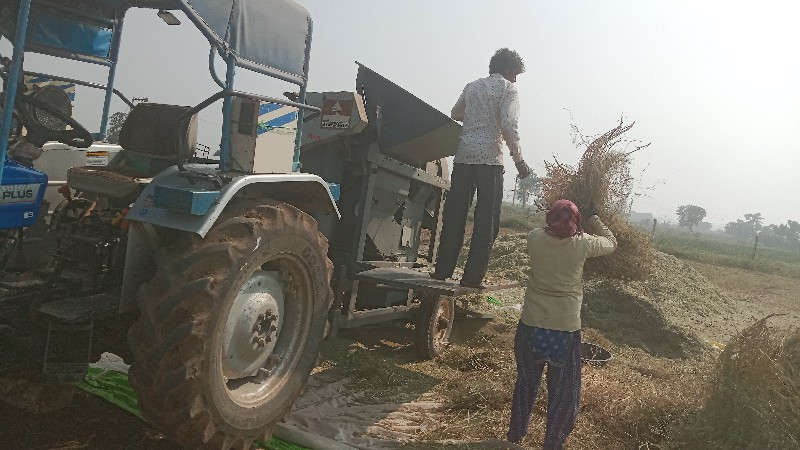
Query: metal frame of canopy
[[0, 0, 319, 182]]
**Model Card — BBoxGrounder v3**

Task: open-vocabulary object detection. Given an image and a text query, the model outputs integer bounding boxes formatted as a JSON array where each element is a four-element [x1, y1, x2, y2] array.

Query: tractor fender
[[119, 164, 340, 312], [126, 164, 339, 236]]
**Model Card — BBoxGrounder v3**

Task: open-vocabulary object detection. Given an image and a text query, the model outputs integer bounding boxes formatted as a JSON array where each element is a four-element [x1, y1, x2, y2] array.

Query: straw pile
[[671, 316, 800, 449], [541, 119, 655, 280], [421, 311, 707, 450]]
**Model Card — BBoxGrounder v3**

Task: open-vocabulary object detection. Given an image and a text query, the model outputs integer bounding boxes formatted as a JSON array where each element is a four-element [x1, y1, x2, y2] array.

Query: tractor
[[0, 1, 516, 448]]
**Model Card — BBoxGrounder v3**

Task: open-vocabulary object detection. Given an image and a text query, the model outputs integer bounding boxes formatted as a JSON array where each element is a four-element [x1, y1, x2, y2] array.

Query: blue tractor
[[0, 1, 339, 447], [0, 1, 515, 448]]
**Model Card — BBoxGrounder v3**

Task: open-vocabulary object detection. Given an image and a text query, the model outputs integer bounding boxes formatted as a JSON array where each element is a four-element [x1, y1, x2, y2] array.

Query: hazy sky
[[6, 0, 799, 227]]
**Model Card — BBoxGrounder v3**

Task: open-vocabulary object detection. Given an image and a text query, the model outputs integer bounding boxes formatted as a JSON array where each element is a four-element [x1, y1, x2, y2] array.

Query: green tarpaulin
[[76, 367, 309, 450]]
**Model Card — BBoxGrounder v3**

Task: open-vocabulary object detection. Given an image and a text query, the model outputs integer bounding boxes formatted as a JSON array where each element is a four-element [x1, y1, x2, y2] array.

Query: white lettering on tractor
[[0, 184, 40, 204]]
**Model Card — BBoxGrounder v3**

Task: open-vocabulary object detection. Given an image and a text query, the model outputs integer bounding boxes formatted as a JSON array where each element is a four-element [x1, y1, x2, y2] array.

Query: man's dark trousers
[[434, 163, 504, 284]]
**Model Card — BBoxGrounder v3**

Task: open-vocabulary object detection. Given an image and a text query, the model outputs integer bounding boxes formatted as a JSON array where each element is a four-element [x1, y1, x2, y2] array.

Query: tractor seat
[[67, 103, 198, 199], [66, 165, 151, 199]]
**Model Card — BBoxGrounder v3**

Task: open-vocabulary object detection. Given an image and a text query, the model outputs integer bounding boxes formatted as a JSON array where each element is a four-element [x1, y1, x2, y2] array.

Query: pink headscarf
[[545, 199, 583, 239]]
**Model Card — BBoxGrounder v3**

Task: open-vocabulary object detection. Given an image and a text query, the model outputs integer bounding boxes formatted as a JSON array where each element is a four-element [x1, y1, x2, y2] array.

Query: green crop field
[[493, 204, 800, 278], [468, 203, 545, 232], [654, 231, 800, 279]]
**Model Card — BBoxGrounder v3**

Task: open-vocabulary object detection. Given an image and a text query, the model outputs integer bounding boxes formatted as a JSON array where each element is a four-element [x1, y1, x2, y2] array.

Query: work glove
[[515, 160, 531, 179], [580, 200, 598, 218]]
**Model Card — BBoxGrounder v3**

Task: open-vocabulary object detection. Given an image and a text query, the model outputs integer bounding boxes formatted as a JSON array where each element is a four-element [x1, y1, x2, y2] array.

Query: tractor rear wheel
[[414, 294, 454, 359], [127, 201, 332, 449]]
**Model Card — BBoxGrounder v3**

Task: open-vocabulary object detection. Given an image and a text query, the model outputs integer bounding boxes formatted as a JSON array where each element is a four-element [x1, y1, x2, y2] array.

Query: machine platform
[[38, 292, 118, 323], [353, 267, 519, 297]]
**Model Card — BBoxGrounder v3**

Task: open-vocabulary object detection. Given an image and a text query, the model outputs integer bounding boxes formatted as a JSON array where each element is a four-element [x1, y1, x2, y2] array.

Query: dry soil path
[[688, 261, 800, 339]]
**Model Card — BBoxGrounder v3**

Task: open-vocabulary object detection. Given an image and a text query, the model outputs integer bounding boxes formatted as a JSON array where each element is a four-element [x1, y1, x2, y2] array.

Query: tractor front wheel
[[127, 201, 332, 449]]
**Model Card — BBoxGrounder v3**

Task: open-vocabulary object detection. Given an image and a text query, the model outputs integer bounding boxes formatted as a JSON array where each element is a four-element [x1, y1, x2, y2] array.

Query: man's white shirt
[[450, 73, 523, 166]]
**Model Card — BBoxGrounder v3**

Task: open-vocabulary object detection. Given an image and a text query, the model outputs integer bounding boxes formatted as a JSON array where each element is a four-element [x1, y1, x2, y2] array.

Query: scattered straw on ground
[[412, 230, 749, 448], [315, 192, 797, 450], [311, 236, 799, 449], [390, 238, 724, 448], [407, 309, 708, 450]]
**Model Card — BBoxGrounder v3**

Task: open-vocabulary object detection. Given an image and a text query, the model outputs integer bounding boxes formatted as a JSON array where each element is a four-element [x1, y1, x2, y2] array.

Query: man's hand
[[515, 160, 530, 179]]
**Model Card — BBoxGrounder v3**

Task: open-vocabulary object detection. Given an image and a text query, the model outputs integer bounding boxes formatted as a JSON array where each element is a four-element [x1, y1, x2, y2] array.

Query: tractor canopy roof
[[0, 0, 312, 84]]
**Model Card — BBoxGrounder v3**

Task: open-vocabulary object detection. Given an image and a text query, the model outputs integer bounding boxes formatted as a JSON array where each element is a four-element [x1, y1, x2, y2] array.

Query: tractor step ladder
[[38, 292, 118, 382], [42, 320, 93, 382]]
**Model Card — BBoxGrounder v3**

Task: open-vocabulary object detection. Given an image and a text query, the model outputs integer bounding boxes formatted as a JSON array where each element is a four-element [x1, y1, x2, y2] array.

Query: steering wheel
[[7, 91, 94, 148]]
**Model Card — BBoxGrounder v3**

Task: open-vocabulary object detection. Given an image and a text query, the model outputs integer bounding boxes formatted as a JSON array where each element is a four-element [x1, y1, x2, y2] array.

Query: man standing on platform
[[431, 48, 531, 288]]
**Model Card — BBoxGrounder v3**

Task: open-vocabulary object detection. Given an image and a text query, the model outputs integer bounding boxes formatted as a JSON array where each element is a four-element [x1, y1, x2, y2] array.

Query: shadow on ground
[[583, 285, 706, 358], [322, 321, 442, 394], [0, 389, 176, 450]]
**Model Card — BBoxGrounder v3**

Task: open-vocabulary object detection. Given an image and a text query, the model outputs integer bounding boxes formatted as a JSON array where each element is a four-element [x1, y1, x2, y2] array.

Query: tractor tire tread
[[127, 201, 332, 449]]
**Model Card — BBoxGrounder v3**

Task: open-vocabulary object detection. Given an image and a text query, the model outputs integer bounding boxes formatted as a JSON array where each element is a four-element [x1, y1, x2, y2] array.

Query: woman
[[507, 199, 616, 449]]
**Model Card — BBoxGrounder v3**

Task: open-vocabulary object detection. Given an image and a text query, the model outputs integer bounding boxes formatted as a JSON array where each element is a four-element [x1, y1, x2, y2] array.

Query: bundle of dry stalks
[[675, 316, 800, 448], [541, 119, 655, 280]]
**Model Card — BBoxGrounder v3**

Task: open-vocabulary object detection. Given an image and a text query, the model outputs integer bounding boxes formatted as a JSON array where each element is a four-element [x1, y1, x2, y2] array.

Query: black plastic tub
[[581, 342, 613, 366]]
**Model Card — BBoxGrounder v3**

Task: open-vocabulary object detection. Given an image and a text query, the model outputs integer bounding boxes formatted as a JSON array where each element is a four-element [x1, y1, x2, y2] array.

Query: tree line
[[675, 205, 800, 251], [725, 213, 800, 250]]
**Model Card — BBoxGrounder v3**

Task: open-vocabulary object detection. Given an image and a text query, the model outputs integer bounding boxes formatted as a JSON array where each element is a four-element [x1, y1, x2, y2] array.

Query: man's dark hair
[[489, 48, 525, 75]]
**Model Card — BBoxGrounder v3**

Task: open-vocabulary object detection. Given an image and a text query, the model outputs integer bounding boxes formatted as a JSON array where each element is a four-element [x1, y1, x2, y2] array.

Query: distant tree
[[724, 219, 751, 240], [515, 174, 542, 210], [676, 204, 706, 231], [744, 213, 764, 233], [724, 213, 776, 242], [786, 220, 800, 251], [743, 219, 800, 252], [105, 111, 128, 144], [758, 224, 783, 247]]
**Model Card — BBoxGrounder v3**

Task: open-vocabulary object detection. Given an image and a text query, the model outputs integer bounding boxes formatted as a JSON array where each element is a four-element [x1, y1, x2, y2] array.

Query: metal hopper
[[355, 63, 461, 167]]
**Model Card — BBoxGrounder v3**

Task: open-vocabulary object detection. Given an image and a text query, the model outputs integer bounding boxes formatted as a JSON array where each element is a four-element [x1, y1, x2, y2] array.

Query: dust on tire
[[127, 201, 332, 449]]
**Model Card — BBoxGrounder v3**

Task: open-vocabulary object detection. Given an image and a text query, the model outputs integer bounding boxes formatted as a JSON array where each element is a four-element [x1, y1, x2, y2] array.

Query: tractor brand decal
[[142, 194, 154, 207], [257, 102, 298, 135], [86, 151, 109, 166], [321, 99, 352, 129], [0, 184, 40, 204]]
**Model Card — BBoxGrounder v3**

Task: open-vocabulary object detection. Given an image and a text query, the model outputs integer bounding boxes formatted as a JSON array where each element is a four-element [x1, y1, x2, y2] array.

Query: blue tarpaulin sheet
[[28, 8, 112, 59], [0, 1, 115, 61]]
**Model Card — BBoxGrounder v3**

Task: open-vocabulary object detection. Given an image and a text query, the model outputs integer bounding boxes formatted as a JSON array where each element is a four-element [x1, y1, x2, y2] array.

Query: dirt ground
[[687, 260, 800, 334], [1, 248, 798, 449], [0, 389, 176, 449]]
